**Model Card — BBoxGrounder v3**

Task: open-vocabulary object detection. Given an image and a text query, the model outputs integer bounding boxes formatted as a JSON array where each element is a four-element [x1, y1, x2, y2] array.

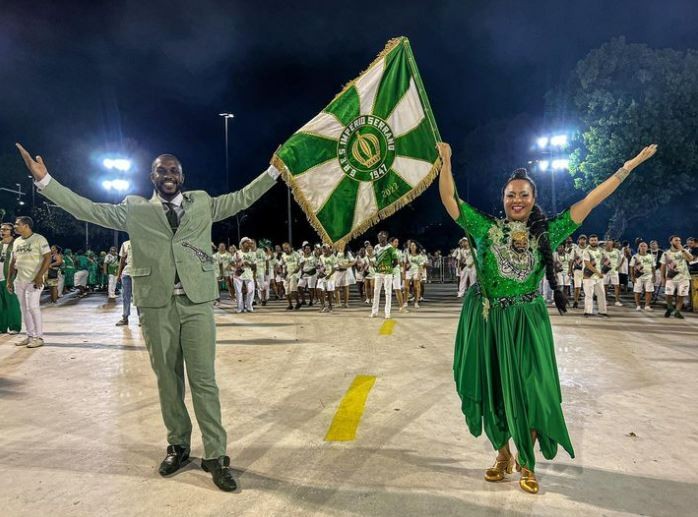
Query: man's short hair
[[15, 216, 33, 229], [151, 154, 183, 172], [1, 222, 13, 230], [589, 234, 598, 239], [578, 234, 587, 240]]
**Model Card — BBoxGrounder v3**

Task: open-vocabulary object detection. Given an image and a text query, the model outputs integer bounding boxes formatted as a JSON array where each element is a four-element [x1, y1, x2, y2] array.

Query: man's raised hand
[[15, 143, 49, 181]]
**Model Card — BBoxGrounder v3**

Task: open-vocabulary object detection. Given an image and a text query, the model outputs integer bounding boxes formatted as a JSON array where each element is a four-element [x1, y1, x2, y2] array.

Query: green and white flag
[[272, 37, 441, 248]]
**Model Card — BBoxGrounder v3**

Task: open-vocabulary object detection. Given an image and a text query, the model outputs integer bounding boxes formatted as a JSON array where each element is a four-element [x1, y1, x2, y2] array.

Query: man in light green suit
[[16, 143, 279, 492]]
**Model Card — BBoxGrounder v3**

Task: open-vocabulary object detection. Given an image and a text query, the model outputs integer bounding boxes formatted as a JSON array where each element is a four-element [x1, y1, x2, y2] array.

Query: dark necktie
[[164, 202, 181, 285], [164, 202, 179, 234]]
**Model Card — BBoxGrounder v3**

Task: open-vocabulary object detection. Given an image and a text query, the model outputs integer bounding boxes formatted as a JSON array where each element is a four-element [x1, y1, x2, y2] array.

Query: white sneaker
[[384, 314, 391, 320], [398, 306, 409, 313], [15, 336, 31, 346], [370, 313, 377, 318], [636, 306, 642, 311], [614, 301, 623, 307], [414, 303, 420, 309], [27, 338, 44, 348], [9, 330, 18, 335], [644, 306, 654, 311]]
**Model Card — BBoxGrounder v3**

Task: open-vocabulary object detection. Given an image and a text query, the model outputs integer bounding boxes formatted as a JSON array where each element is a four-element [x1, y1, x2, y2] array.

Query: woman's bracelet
[[613, 167, 631, 182]]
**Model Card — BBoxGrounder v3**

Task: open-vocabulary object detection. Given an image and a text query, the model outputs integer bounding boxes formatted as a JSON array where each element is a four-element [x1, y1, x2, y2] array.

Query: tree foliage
[[556, 37, 698, 238]]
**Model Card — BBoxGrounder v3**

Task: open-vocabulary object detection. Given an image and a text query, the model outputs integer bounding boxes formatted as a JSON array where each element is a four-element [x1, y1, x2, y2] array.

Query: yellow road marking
[[324, 375, 377, 441], [379, 320, 396, 335]]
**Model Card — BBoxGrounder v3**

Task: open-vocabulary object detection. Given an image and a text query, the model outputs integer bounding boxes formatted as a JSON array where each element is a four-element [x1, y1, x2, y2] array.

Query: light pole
[[0, 184, 26, 206], [102, 179, 130, 247], [219, 113, 235, 193]]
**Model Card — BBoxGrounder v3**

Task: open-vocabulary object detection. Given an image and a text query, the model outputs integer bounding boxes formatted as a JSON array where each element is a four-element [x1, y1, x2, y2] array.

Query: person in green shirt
[[86, 250, 98, 289], [389, 237, 407, 312], [73, 249, 90, 297], [0, 222, 22, 334], [370, 231, 399, 319], [62, 248, 75, 292], [438, 141, 657, 494]]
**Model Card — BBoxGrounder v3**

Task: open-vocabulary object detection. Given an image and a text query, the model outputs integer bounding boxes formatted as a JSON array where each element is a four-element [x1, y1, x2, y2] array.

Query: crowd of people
[[3, 216, 697, 350], [452, 233, 698, 317]]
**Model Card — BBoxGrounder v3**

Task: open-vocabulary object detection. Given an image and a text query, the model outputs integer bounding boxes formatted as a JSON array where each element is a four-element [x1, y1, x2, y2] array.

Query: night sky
[[2, 0, 696, 249]]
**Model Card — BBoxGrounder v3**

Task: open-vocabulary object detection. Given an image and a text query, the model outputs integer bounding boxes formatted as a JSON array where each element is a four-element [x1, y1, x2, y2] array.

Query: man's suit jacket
[[38, 171, 276, 307]]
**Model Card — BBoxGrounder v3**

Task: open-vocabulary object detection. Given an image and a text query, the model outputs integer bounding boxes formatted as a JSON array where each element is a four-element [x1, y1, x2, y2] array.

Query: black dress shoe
[[159, 444, 190, 476], [201, 455, 237, 492]]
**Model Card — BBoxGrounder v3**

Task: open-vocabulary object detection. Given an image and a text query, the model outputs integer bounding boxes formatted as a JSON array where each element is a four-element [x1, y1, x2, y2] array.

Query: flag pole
[[403, 38, 441, 142]]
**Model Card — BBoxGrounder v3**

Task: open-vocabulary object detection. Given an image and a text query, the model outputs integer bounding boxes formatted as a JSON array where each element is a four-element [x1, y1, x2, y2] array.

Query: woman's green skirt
[[453, 287, 575, 470]]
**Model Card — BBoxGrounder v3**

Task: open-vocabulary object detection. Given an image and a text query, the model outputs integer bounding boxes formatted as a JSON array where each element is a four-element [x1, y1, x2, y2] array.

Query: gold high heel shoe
[[484, 452, 515, 482], [515, 457, 539, 494]]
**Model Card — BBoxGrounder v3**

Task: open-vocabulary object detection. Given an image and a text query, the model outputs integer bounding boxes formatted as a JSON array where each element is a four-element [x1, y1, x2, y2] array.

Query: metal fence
[[425, 256, 459, 283]]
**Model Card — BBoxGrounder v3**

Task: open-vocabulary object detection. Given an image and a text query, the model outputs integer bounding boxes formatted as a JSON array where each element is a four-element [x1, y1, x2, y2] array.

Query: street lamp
[[219, 112, 235, 192]]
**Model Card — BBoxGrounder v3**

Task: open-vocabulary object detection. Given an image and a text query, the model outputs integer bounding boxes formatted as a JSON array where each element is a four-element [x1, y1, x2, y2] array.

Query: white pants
[[583, 277, 607, 314], [371, 273, 393, 317], [234, 278, 255, 311], [74, 270, 88, 288], [108, 274, 118, 298], [256, 275, 269, 300], [57, 273, 65, 297], [457, 268, 476, 297], [15, 281, 43, 338]]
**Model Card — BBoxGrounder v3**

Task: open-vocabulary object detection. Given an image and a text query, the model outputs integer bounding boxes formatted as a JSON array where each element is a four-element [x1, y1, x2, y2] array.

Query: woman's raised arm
[[437, 143, 461, 220], [569, 144, 657, 224]]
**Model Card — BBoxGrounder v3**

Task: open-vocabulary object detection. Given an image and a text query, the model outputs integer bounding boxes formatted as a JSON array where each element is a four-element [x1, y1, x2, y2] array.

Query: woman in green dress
[[437, 142, 657, 494]]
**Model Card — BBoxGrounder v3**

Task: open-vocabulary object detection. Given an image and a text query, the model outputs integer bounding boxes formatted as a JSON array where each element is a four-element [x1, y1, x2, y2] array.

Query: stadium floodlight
[[536, 136, 549, 149], [552, 159, 569, 170], [550, 134, 568, 147], [102, 179, 130, 192], [103, 157, 132, 172], [539, 160, 550, 171]]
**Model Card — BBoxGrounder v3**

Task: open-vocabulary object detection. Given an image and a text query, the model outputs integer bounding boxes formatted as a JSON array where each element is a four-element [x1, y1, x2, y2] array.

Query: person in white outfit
[[7, 216, 51, 348], [630, 241, 655, 311], [571, 235, 588, 309], [582, 234, 608, 317], [233, 237, 256, 313], [104, 246, 120, 299], [454, 237, 476, 298], [660, 235, 693, 319], [602, 238, 624, 307]]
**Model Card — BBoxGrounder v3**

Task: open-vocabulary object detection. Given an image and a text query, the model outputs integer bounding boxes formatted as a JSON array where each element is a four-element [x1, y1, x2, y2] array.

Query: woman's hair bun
[[510, 168, 530, 180]]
